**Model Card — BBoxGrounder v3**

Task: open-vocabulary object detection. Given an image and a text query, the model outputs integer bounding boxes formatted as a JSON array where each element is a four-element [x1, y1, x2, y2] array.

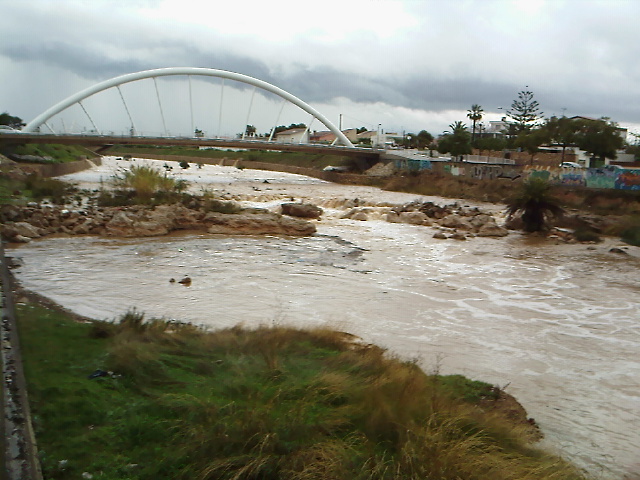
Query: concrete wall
[[527, 166, 640, 190]]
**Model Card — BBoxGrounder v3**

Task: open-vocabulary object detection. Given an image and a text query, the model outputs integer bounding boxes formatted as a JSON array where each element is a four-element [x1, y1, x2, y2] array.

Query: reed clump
[[97, 164, 189, 205], [17, 304, 589, 480]]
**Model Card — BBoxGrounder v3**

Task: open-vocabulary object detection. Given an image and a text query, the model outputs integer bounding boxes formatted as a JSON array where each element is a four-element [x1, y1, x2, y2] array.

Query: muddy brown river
[[8, 158, 640, 479]]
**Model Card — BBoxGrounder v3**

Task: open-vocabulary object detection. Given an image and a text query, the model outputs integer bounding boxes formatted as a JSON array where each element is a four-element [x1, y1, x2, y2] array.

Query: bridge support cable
[[300, 115, 316, 144], [23, 67, 355, 148], [42, 122, 56, 134], [242, 86, 257, 140], [268, 98, 287, 142], [188, 75, 194, 136], [152, 77, 168, 136], [217, 78, 225, 138], [116, 86, 137, 136], [78, 101, 100, 133]]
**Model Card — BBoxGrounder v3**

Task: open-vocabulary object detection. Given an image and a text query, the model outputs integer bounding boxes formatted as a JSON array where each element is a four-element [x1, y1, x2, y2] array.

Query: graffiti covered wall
[[527, 166, 640, 190], [394, 158, 432, 171]]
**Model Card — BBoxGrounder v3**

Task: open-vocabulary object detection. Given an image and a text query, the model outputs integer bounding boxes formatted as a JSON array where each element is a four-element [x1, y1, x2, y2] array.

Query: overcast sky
[[2, 0, 640, 138]]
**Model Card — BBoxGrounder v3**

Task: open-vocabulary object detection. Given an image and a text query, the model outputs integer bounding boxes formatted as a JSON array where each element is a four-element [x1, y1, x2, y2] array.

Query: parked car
[[559, 161, 583, 169]]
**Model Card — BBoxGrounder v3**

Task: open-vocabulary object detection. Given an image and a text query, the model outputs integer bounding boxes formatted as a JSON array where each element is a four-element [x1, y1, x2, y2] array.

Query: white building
[[275, 128, 309, 144]]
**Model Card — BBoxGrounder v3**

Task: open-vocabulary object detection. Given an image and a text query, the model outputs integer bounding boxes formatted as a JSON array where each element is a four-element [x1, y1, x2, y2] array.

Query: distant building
[[275, 128, 309, 144], [310, 128, 358, 144], [356, 130, 400, 148], [485, 119, 509, 138]]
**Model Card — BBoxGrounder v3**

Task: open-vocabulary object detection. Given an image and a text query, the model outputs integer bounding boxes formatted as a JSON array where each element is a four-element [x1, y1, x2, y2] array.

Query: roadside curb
[[0, 240, 42, 480]]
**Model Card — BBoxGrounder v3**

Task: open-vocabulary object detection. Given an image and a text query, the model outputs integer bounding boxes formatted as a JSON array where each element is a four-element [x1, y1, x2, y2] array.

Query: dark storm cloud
[[0, 37, 511, 114], [3, 0, 640, 131], [0, 40, 273, 85], [6, 36, 639, 127]]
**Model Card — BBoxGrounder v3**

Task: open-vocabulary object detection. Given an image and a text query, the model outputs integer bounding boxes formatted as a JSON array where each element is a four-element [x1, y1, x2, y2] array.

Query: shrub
[[23, 174, 74, 204], [621, 218, 640, 246], [573, 227, 602, 243], [506, 178, 564, 232], [110, 164, 188, 204]]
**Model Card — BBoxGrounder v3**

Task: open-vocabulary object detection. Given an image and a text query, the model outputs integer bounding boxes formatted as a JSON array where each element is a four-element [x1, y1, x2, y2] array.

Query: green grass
[[0, 172, 76, 205], [7, 144, 91, 163], [109, 145, 351, 169], [17, 302, 588, 480]]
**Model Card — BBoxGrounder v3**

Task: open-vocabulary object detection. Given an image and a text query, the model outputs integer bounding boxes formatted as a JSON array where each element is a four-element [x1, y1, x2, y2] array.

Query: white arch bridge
[[2, 67, 385, 160]]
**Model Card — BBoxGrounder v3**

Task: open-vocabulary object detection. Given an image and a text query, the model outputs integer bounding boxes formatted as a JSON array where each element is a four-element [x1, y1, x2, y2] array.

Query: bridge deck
[[0, 133, 381, 159]]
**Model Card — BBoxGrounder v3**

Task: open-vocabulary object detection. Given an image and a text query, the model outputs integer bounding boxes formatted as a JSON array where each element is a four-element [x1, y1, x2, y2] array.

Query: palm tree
[[447, 121, 467, 135], [439, 122, 472, 160], [466, 104, 484, 144], [506, 177, 564, 232]]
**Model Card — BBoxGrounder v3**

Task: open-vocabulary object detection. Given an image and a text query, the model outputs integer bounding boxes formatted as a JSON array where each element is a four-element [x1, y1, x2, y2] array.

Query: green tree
[[626, 132, 640, 160], [0, 112, 25, 129], [542, 116, 580, 163], [402, 132, 416, 149], [244, 125, 257, 137], [356, 126, 368, 134], [437, 121, 472, 159], [476, 136, 506, 155], [574, 117, 624, 166], [466, 104, 484, 144], [507, 89, 543, 133], [416, 130, 434, 149], [506, 177, 564, 232], [273, 123, 306, 136], [515, 127, 550, 164], [401, 132, 431, 149]]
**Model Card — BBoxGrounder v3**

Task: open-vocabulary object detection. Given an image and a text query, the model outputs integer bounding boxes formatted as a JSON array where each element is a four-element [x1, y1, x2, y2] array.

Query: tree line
[[433, 90, 628, 166]]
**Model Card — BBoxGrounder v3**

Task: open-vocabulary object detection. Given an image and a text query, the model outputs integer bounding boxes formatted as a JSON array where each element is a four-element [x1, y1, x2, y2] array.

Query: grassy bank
[[16, 300, 587, 480], [0, 173, 78, 205], [3, 144, 93, 163], [108, 145, 352, 170]]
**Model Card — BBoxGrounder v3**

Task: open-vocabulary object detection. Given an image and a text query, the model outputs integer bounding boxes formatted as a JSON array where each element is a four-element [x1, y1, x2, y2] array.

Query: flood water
[[8, 157, 640, 479]]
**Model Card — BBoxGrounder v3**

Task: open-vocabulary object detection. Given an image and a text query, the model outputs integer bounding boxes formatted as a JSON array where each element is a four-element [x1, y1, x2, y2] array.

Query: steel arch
[[23, 67, 355, 147]]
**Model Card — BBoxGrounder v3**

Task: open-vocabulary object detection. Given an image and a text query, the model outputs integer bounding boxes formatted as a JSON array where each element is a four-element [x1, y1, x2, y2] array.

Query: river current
[[8, 157, 640, 479]]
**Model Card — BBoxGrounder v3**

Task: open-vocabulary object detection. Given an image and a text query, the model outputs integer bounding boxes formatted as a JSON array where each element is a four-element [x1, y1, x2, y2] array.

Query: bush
[[621, 223, 640, 246], [573, 227, 602, 243], [22, 174, 75, 204], [109, 164, 189, 204]]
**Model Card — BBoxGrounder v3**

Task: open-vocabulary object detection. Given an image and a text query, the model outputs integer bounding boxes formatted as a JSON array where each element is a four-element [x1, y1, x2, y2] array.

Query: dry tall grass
[[111, 164, 188, 201], [93, 314, 589, 480]]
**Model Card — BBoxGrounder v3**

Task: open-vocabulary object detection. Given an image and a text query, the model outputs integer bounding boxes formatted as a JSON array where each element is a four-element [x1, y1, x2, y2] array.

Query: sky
[[2, 0, 640, 139]]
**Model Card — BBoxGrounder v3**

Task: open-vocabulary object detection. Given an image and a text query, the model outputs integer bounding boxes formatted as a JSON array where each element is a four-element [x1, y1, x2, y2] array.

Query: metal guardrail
[[0, 241, 43, 480]]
